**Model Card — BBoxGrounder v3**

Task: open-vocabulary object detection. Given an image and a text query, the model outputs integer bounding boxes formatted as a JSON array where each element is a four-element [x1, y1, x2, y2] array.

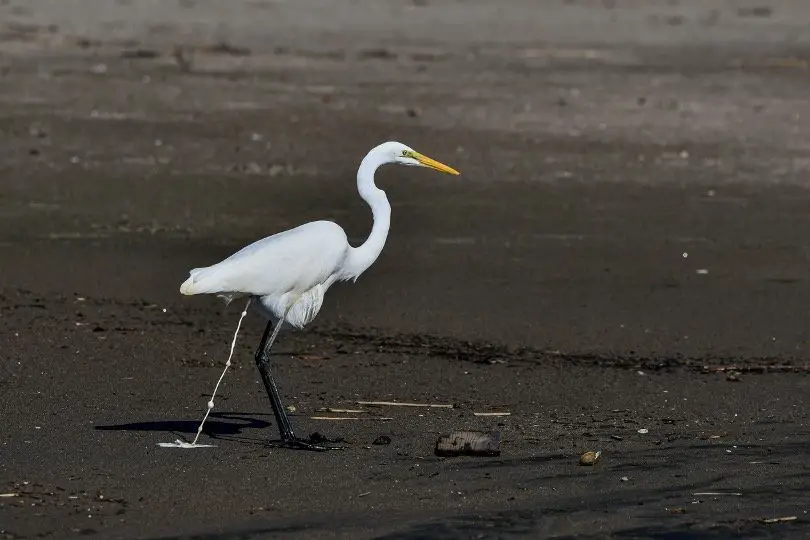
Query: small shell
[[579, 450, 601, 466], [286, 405, 297, 413]]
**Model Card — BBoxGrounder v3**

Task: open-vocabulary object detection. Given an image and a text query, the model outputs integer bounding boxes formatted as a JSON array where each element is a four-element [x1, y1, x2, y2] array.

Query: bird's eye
[[401, 150, 409, 157]]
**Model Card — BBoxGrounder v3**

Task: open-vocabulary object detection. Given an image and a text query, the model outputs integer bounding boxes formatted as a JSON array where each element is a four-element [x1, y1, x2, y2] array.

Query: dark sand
[[1, 1, 809, 538]]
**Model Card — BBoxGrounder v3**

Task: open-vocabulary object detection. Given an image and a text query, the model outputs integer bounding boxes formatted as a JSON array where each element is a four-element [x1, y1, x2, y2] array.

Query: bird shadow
[[94, 411, 273, 445]]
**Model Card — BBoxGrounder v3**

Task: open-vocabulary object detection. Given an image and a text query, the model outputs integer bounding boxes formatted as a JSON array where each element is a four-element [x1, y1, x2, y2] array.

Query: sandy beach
[[1, 1, 809, 538]]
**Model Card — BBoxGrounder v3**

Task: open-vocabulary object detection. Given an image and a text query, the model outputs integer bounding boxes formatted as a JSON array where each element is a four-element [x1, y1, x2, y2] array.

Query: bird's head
[[377, 141, 460, 175]]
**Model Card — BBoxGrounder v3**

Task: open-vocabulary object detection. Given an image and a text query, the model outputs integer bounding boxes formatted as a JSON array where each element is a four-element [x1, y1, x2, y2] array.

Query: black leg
[[253, 319, 344, 451]]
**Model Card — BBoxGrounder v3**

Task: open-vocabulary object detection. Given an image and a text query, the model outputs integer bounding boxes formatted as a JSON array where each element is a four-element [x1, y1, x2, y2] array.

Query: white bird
[[179, 141, 460, 450]]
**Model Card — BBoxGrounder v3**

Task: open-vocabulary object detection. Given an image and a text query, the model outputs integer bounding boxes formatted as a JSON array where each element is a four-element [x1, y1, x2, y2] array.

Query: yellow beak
[[413, 152, 460, 175]]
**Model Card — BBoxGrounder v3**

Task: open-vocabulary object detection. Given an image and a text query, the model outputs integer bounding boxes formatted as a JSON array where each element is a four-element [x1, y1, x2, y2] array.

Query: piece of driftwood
[[358, 401, 454, 408], [435, 430, 501, 457], [761, 516, 797, 524], [473, 411, 511, 417]]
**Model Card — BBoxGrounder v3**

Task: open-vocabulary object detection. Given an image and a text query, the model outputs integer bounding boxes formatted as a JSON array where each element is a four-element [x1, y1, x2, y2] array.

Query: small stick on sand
[[357, 400, 454, 408], [315, 408, 368, 414], [473, 412, 511, 417], [761, 516, 797, 524], [693, 492, 743, 496], [310, 416, 393, 421]]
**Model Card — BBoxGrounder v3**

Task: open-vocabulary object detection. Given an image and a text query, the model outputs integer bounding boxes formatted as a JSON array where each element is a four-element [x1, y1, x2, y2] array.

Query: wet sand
[[1, 1, 809, 538]]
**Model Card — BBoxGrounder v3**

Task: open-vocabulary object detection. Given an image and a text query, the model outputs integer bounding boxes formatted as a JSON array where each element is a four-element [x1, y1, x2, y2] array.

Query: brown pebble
[[579, 450, 601, 466]]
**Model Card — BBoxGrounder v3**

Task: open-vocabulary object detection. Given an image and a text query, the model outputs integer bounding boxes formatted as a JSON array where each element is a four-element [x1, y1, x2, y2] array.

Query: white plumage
[[174, 141, 460, 450], [180, 141, 460, 330], [180, 221, 348, 328]]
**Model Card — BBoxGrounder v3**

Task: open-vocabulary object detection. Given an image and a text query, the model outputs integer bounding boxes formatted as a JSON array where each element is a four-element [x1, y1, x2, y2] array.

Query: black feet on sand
[[269, 433, 347, 452], [253, 318, 347, 452]]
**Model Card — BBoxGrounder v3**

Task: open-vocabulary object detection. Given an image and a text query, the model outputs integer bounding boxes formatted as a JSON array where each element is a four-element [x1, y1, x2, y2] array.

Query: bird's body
[[178, 141, 459, 450], [180, 220, 349, 328]]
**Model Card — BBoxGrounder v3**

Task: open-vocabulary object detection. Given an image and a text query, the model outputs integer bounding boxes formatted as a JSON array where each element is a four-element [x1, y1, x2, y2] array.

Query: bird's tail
[[179, 267, 209, 295]]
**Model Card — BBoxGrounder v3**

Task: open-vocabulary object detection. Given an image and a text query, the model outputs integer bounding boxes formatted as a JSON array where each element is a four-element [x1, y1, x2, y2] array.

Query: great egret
[[179, 141, 460, 450]]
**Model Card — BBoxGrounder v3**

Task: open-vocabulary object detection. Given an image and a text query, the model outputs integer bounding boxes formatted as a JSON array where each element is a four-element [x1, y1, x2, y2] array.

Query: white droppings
[[162, 298, 252, 448], [638, 428, 649, 434]]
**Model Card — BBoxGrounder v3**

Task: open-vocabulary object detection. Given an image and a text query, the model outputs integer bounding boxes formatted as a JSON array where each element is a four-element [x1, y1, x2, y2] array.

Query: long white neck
[[343, 148, 392, 281]]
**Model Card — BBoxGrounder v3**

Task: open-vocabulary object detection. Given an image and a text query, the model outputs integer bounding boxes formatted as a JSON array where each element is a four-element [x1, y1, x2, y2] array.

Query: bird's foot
[[269, 432, 346, 452]]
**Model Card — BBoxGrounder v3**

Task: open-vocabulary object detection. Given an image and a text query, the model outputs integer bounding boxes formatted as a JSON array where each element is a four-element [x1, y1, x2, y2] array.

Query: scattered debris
[[315, 408, 367, 414], [435, 431, 500, 457], [761, 516, 797, 524], [726, 371, 742, 382], [667, 507, 687, 514], [473, 411, 511, 417], [702, 364, 810, 375], [358, 492, 371, 497], [372, 435, 391, 445], [610, 435, 623, 441], [358, 401, 454, 409], [285, 405, 296, 413], [579, 450, 601, 466], [620, 476, 629, 482]]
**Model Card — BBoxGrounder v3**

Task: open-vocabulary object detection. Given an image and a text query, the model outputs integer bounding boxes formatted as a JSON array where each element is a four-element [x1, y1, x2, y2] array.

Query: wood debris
[[358, 400, 454, 409], [761, 516, 797, 524], [473, 411, 511, 417], [435, 430, 501, 457]]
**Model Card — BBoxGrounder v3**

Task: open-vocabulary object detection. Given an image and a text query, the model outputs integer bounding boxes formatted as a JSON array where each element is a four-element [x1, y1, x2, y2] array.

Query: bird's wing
[[180, 221, 349, 297]]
